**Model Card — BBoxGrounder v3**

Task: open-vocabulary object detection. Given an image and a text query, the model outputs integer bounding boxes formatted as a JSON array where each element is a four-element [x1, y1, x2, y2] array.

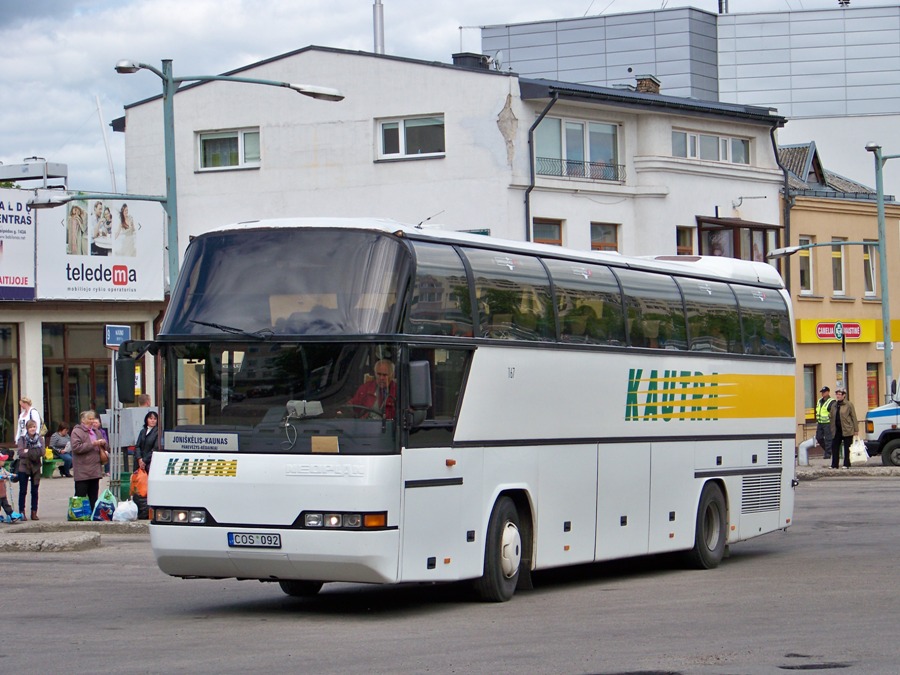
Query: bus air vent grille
[[741, 474, 781, 514], [767, 440, 782, 465]]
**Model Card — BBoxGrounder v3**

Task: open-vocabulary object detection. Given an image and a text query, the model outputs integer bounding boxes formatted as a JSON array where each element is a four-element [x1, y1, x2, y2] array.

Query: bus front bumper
[[150, 524, 400, 584]]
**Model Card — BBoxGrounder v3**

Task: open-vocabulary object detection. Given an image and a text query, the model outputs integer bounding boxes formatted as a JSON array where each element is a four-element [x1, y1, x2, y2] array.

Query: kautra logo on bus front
[[66, 263, 136, 286]]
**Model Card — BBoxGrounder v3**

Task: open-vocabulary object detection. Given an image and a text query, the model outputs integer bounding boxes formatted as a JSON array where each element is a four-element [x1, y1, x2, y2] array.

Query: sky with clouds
[[0, 0, 890, 191]]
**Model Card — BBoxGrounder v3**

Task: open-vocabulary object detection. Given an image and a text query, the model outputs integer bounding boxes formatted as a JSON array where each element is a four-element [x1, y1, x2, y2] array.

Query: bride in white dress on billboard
[[114, 203, 137, 257]]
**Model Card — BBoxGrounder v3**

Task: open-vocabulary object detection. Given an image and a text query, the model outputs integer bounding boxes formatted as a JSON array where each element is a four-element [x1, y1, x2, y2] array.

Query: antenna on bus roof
[[415, 210, 445, 228]]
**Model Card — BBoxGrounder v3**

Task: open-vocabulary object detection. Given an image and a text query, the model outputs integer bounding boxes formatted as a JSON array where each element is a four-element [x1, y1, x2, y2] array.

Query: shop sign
[[816, 321, 861, 340]]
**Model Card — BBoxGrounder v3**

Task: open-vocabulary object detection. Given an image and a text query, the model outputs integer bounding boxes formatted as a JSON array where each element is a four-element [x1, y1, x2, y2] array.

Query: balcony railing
[[537, 156, 626, 182]]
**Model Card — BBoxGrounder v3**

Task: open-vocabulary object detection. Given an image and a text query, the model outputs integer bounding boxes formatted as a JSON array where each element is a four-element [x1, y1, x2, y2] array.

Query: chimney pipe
[[719, 0, 728, 13], [373, 0, 384, 54]]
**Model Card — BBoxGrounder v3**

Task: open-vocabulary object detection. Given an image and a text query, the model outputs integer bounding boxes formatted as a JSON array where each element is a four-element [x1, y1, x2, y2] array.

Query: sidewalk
[[795, 453, 900, 479], [0, 472, 147, 552]]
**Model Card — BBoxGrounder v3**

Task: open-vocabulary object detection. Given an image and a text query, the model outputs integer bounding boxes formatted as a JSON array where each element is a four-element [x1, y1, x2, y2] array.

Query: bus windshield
[[160, 228, 408, 337], [169, 341, 399, 455]]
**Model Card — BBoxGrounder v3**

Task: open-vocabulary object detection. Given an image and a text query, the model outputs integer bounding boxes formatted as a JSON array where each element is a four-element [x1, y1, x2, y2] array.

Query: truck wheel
[[882, 439, 900, 466], [473, 496, 521, 602], [685, 482, 727, 570], [279, 580, 323, 597]]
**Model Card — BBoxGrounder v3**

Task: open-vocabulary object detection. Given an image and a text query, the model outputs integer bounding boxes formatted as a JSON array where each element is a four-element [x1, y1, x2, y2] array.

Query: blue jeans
[[17, 471, 39, 514], [58, 453, 73, 475]]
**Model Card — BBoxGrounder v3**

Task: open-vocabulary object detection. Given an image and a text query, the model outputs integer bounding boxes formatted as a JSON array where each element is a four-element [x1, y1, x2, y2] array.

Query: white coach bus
[[116, 218, 796, 602]]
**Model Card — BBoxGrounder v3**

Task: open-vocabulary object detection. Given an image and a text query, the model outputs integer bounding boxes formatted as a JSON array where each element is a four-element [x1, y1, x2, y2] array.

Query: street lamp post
[[866, 143, 898, 402], [114, 59, 344, 291]]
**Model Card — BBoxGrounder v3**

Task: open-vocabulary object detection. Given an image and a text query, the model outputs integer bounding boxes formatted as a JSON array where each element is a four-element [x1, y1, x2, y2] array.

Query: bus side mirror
[[409, 359, 432, 409], [116, 355, 136, 404]]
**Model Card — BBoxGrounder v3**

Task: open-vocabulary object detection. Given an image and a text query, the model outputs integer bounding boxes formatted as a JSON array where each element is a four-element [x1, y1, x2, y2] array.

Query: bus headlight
[[153, 507, 208, 525], [298, 511, 386, 530]]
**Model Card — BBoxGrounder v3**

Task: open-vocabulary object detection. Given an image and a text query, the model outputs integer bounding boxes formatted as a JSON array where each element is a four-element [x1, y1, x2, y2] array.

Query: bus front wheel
[[279, 580, 323, 597], [881, 439, 900, 466], [685, 482, 727, 570], [474, 496, 522, 602]]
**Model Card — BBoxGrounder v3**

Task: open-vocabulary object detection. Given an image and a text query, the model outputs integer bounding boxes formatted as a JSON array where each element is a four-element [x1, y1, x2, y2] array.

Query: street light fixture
[[114, 59, 344, 290]]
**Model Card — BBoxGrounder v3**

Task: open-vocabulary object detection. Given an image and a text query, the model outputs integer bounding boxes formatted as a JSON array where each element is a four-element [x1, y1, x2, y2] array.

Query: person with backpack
[[15, 397, 43, 445]]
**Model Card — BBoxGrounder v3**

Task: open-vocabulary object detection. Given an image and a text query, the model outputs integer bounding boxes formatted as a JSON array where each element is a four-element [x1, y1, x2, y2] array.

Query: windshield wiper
[[190, 319, 272, 340]]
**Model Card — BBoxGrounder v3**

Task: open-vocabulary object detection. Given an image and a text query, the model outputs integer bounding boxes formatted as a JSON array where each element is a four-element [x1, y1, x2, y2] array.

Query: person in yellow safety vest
[[815, 386, 835, 460]]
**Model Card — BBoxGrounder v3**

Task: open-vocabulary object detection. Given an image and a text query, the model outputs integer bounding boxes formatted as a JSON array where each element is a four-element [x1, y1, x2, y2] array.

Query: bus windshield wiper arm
[[189, 319, 272, 340]]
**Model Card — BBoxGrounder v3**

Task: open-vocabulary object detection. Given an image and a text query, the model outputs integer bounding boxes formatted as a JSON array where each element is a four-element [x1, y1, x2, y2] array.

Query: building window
[[378, 115, 445, 159], [42, 323, 143, 432], [198, 129, 260, 170], [831, 238, 845, 296], [535, 116, 624, 181], [863, 241, 877, 297], [798, 236, 813, 295], [590, 223, 618, 251], [836, 363, 847, 393], [867, 362, 880, 409], [532, 218, 562, 246], [0, 324, 20, 441], [697, 219, 780, 263], [676, 227, 693, 255], [672, 130, 750, 165], [803, 365, 816, 420]]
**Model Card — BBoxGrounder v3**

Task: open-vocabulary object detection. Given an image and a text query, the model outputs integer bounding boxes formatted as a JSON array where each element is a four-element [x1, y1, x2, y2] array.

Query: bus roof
[[210, 217, 785, 288]]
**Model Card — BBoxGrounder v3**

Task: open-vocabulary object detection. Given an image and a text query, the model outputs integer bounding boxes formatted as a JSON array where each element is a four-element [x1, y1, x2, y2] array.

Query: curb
[[795, 465, 900, 480], [0, 520, 148, 552]]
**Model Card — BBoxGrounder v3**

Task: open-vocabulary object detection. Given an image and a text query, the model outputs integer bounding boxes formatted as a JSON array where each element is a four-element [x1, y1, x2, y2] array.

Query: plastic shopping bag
[[92, 488, 118, 521], [112, 499, 138, 522], [849, 437, 869, 466], [130, 468, 148, 498], [67, 496, 92, 521]]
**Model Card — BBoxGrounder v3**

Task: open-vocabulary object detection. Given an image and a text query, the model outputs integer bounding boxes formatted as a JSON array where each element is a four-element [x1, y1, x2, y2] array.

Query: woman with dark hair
[[114, 203, 136, 256], [134, 410, 158, 472], [49, 422, 73, 477]]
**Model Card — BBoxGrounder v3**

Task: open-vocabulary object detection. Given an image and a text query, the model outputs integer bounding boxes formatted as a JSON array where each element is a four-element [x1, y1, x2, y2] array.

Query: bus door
[[399, 347, 479, 582]]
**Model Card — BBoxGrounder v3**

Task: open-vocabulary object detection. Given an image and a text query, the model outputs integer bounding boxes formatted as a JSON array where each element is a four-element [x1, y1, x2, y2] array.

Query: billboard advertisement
[[36, 197, 165, 300], [0, 188, 37, 300]]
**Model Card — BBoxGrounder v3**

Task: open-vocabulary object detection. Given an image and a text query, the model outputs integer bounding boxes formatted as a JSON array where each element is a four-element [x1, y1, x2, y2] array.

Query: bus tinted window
[[162, 229, 407, 337], [544, 259, 625, 345], [463, 248, 554, 341], [732, 285, 794, 357], [615, 268, 687, 350], [404, 242, 473, 337], [680, 278, 742, 354]]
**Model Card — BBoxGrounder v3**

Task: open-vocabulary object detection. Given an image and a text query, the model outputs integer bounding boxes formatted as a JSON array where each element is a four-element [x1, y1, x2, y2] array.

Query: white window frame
[[831, 237, 846, 296], [798, 235, 813, 295], [863, 240, 877, 298], [377, 115, 445, 159], [536, 116, 621, 181], [197, 128, 260, 171], [672, 130, 750, 165]]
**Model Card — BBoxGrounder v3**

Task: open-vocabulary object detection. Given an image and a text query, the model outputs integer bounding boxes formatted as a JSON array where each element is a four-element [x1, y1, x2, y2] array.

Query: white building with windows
[[117, 46, 786, 262]]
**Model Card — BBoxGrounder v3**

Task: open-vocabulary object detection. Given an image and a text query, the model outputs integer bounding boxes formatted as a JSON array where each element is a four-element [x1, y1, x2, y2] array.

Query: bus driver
[[347, 359, 397, 419]]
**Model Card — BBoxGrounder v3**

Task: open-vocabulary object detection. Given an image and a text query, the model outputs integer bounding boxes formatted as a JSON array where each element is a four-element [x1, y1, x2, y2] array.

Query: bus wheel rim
[[500, 521, 521, 578]]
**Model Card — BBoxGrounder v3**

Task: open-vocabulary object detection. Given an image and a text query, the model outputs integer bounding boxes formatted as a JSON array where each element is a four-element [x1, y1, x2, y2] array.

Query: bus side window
[[406, 347, 472, 448], [615, 268, 687, 350]]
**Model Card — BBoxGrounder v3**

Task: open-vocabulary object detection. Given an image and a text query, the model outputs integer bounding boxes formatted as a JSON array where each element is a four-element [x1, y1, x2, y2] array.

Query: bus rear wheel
[[685, 482, 727, 570], [279, 580, 323, 597], [474, 496, 522, 602]]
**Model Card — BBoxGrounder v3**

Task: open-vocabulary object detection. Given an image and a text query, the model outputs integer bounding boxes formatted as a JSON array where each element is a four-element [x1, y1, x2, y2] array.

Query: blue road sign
[[105, 324, 131, 348]]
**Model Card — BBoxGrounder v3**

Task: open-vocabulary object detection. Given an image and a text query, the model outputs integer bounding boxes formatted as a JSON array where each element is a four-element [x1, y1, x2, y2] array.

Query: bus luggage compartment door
[[399, 447, 482, 582]]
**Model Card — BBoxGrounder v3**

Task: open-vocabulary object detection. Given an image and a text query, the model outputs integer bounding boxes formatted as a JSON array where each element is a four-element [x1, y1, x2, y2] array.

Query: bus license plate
[[227, 532, 282, 549]]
